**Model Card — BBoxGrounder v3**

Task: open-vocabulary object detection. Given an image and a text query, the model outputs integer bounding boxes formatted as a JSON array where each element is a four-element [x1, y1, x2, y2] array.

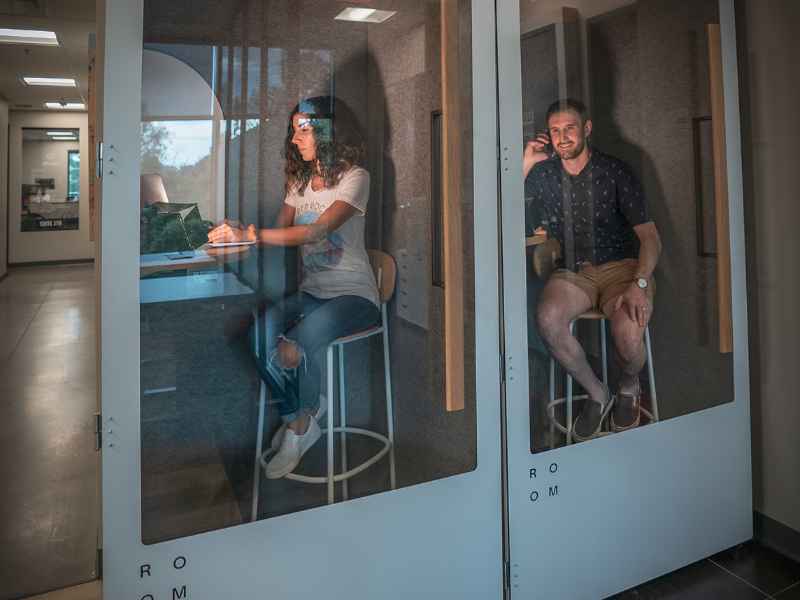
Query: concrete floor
[[0, 264, 99, 600]]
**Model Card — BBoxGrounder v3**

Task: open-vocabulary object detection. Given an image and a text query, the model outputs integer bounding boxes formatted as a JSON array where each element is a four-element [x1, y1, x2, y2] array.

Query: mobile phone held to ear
[[537, 131, 555, 158]]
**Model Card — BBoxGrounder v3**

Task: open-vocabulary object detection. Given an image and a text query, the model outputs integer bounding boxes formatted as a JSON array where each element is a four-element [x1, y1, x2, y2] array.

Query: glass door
[[100, 0, 504, 597], [498, 0, 752, 597]]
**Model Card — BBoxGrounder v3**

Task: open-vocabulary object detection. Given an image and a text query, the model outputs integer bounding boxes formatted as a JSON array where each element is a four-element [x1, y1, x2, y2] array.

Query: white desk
[[140, 272, 255, 304]]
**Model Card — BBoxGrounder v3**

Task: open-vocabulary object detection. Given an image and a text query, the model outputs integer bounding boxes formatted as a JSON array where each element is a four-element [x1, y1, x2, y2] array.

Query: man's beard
[[557, 137, 586, 160]]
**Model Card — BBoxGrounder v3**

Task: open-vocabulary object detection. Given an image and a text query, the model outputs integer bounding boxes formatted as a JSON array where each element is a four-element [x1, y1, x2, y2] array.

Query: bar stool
[[546, 310, 659, 447], [252, 250, 397, 515]]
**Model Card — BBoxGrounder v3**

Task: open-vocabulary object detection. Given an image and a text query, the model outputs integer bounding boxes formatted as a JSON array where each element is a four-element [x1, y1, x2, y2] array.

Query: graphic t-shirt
[[285, 166, 379, 306]]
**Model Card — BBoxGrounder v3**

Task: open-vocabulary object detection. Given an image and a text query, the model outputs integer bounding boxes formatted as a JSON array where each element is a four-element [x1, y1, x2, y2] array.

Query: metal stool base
[[259, 427, 391, 484]]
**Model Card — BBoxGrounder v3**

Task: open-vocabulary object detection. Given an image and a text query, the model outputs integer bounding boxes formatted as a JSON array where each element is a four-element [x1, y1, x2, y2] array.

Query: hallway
[[0, 264, 99, 600]]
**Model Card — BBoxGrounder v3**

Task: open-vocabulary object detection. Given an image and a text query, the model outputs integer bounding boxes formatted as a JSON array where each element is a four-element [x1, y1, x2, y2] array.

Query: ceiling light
[[0, 28, 59, 46], [47, 131, 74, 136], [335, 7, 396, 23], [24, 77, 76, 87], [44, 102, 85, 110]]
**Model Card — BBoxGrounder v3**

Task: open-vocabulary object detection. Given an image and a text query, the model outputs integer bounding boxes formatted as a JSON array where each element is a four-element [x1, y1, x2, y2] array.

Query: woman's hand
[[208, 221, 257, 244]]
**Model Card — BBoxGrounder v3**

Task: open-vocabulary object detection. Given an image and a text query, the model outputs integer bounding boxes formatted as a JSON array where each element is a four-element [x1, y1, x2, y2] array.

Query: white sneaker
[[265, 416, 321, 479], [270, 397, 327, 452]]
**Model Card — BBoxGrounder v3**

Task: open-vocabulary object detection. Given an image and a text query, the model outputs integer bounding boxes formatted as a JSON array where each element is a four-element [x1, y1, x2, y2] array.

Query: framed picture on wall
[[20, 128, 80, 232]]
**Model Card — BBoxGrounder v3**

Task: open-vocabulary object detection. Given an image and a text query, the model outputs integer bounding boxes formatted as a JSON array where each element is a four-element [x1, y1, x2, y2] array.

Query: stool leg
[[326, 346, 335, 504], [251, 380, 266, 521], [549, 356, 556, 450], [600, 319, 608, 387], [600, 319, 610, 433], [382, 307, 397, 490], [645, 326, 659, 421], [566, 321, 575, 445], [338, 345, 349, 500]]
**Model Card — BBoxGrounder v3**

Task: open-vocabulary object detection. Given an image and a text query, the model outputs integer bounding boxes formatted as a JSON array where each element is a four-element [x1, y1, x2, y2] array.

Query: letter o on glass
[[173, 556, 187, 570]]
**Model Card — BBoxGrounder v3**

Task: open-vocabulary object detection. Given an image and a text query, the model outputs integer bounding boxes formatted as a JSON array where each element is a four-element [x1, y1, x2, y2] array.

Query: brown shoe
[[611, 379, 641, 432], [573, 386, 614, 441]]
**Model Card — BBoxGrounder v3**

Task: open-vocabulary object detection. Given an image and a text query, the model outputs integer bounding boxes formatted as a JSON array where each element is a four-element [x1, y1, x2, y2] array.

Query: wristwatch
[[635, 277, 649, 290]]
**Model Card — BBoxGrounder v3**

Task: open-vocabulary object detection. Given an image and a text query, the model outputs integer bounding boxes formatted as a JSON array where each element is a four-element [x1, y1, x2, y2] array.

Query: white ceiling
[[0, 0, 96, 111]]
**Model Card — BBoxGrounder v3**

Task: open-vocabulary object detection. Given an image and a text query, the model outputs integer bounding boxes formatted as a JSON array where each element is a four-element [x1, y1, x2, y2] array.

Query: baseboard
[[754, 511, 800, 564], [9, 258, 95, 267]]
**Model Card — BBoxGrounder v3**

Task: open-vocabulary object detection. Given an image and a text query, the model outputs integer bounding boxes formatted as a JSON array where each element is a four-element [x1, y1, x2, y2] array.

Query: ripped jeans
[[252, 292, 380, 423]]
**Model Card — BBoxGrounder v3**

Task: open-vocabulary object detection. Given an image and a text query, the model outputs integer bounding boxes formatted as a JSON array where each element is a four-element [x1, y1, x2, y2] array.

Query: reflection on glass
[[139, 0, 476, 544], [20, 128, 80, 232], [520, 0, 733, 453]]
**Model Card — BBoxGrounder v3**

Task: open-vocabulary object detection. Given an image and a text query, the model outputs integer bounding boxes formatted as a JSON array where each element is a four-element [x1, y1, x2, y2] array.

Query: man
[[524, 98, 662, 441]]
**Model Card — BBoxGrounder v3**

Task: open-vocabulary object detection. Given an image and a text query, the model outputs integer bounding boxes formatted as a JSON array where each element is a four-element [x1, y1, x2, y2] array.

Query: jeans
[[252, 292, 380, 423]]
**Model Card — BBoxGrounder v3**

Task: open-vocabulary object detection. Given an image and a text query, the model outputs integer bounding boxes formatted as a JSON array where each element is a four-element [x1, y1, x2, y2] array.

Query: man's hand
[[613, 283, 651, 327], [208, 221, 256, 244], [523, 133, 552, 178]]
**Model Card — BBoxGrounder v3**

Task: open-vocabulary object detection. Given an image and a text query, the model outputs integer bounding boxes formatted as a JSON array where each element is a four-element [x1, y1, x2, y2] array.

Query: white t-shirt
[[285, 166, 379, 306]]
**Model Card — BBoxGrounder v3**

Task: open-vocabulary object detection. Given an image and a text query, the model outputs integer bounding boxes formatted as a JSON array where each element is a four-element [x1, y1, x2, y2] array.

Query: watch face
[[637, 278, 648, 289]]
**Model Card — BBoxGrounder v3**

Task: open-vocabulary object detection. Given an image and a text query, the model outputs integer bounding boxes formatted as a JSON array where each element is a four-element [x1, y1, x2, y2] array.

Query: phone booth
[[99, 0, 750, 598]]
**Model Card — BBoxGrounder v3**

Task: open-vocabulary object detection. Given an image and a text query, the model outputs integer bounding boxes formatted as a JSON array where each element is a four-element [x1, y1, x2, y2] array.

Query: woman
[[208, 96, 379, 479]]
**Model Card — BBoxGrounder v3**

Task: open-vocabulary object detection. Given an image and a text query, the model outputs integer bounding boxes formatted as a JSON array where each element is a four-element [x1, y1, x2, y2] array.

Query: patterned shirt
[[524, 149, 650, 270]]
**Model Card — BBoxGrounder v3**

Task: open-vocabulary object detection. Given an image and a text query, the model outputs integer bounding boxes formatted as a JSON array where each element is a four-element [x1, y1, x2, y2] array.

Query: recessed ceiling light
[[335, 7, 396, 23], [44, 102, 85, 110], [0, 28, 59, 46], [24, 76, 76, 87], [47, 131, 73, 136]]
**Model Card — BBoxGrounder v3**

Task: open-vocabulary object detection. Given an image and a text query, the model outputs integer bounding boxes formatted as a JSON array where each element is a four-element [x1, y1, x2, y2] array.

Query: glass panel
[[139, 0, 476, 544], [20, 128, 80, 231], [517, 0, 734, 452]]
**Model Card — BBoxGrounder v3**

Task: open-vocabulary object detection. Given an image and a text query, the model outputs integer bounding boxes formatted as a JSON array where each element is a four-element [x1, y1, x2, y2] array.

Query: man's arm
[[613, 222, 661, 326], [632, 221, 661, 279]]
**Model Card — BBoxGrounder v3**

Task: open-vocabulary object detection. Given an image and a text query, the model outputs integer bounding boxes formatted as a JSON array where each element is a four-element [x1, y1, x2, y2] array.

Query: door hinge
[[96, 141, 103, 180], [96, 547, 103, 579], [94, 412, 102, 451], [500, 350, 507, 384], [504, 560, 511, 592]]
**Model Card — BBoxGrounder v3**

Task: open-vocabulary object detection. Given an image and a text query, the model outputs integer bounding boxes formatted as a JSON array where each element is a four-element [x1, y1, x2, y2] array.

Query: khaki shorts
[[550, 258, 655, 314]]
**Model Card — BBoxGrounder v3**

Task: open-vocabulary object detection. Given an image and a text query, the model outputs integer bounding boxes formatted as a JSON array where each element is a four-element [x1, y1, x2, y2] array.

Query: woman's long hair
[[284, 95, 366, 195]]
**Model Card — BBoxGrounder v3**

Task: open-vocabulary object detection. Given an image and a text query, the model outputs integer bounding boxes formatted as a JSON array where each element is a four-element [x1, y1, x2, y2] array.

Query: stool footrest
[[546, 394, 589, 436], [259, 427, 391, 484], [546, 395, 657, 436]]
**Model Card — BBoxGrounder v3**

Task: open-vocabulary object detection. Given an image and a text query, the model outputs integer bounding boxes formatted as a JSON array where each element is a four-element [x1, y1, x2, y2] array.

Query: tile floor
[[609, 541, 800, 599], [0, 264, 99, 600], [23, 581, 100, 600]]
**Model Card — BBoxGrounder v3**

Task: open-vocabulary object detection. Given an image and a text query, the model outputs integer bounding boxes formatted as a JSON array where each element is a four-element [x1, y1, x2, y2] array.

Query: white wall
[[741, 0, 800, 534], [8, 111, 94, 263], [22, 139, 81, 202], [0, 100, 8, 278]]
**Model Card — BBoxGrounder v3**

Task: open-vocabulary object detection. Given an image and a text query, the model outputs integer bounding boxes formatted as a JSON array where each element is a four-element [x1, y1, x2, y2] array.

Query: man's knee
[[536, 301, 566, 342], [612, 321, 644, 363]]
